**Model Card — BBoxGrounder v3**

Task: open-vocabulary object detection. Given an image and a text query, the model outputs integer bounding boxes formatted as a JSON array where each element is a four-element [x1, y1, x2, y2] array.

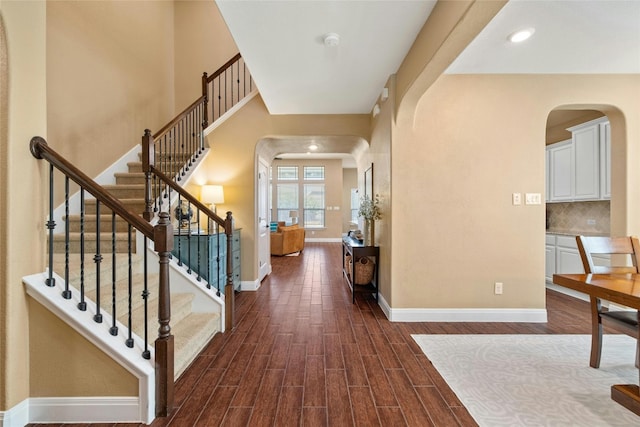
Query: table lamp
[[201, 185, 224, 214]]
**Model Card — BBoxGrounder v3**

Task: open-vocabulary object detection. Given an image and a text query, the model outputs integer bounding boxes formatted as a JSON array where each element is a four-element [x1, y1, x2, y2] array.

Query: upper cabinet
[[546, 117, 610, 203]]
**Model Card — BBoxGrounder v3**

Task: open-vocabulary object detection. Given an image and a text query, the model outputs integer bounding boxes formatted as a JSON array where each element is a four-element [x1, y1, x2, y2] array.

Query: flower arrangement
[[358, 194, 381, 221]]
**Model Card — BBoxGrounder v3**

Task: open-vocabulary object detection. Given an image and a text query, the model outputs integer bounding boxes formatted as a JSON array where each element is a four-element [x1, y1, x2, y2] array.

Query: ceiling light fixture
[[323, 32, 340, 47], [508, 28, 535, 43], [309, 144, 318, 151]]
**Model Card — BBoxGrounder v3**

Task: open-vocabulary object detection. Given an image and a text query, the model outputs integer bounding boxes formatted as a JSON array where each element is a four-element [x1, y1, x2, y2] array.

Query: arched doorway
[[545, 107, 626, 295]]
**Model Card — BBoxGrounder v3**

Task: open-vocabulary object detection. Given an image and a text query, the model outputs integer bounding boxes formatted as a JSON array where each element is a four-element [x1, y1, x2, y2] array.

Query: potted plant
[[358, 194, 381, 246]]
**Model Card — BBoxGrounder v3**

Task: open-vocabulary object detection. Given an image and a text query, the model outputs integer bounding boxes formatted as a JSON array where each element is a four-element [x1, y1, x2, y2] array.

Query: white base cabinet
[[545, 233, 610, 282]]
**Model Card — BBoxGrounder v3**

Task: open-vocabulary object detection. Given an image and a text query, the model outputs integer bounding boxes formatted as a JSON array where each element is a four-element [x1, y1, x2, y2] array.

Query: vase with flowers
[[358, 194, 381, 246]]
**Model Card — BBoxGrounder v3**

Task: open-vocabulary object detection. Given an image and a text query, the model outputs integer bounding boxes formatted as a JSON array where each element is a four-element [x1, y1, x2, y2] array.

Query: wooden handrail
[[206, 53, 242, 83], [30, 136, 154, 239], [151, 167, 227, 229], [31, 135, 175, 417], [153, 95, 206, 141]]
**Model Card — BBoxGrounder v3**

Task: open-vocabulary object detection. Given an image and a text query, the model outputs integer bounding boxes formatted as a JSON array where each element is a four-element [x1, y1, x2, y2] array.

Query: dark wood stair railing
[[142, 130, 235, 331], [30, 136, 175, 417], [146, 53, 253, 217], [142, 53, 250, 332]]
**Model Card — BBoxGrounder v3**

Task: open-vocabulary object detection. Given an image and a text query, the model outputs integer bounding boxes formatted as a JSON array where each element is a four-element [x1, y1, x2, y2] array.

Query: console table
[[342, 236, 379, 303], [172, 229, 241, 293]]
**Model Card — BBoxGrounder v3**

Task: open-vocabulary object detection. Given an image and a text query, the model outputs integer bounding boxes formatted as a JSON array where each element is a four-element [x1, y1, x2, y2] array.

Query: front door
[[257, 158, 270, 282]]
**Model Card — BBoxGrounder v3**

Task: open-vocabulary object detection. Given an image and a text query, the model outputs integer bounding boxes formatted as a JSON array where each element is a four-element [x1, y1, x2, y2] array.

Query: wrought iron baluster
[[63, 176, 71, 299], [217, 76, 221, 122], [196, 208, 201, 282], [216, 220, 222, 297], [142, 236, 150, 359], [186, 200, 192, 274], [94, 200, 103, 323], [78, 189, 87, 311], [46, 164, 56, 287], [110, 213, 118, 336], [126, 224, 134, 348]]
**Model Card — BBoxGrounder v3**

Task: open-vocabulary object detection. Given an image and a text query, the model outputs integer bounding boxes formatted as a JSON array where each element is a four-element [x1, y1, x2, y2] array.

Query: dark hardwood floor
[[34, 242, 635, 426]]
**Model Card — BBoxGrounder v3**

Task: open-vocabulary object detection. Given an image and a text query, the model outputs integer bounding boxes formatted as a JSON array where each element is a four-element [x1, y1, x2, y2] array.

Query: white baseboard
[[378, 293, 547, 322], [305, 238, 342, 243], [240, 279, 261, 291], [0, 397, 143, 426], [546, 282, 589, 302], [0, 399, 29, 427]]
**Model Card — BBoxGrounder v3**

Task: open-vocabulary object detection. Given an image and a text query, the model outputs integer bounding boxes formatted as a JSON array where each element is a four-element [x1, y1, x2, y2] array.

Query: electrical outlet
[[494, 282, 503, 295]]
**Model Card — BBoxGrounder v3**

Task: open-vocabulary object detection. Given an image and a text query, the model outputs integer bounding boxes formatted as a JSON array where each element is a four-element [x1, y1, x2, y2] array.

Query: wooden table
[[553, 273, 640, 415]]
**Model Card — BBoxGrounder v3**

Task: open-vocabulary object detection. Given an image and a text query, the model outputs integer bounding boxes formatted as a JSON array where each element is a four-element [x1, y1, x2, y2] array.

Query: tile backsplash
[[546, 200, 610, 235]]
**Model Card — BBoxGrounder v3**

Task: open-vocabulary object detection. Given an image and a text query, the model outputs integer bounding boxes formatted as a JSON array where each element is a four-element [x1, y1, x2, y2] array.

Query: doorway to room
[[544, 108, 616, 292]]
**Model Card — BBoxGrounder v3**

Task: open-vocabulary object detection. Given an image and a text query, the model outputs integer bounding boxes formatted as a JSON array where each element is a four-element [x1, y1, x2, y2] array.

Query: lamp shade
[[289, 210, 298, 218], [201, 185, 224, 205]]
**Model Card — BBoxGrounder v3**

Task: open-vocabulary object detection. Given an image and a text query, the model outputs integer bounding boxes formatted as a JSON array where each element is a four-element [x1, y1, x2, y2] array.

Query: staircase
[[29, 53, 253, 422], [50, 154, 220, 378]]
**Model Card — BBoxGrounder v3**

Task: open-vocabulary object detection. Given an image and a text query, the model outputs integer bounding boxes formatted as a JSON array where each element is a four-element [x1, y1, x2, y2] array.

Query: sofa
[[270, 222, 305, 256]]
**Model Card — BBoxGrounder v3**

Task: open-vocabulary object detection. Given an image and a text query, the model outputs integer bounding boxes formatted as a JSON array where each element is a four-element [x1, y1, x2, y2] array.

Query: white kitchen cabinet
[[570, 121, 601, 200], [545, 149, 551, 202], [546, 233, 611, 282], [555, 235, 585, 274], [545, 236, 556, 282], [548, 140, 573, 201], [546, 117, 610, 203], [600, 121, 611, 199]]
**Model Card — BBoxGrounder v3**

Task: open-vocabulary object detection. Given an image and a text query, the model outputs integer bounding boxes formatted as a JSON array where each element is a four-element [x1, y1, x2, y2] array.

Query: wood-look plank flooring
[[32, 242, 635, 427]]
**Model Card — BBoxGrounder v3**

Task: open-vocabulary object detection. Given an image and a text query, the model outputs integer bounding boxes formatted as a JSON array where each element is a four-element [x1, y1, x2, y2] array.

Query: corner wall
[[0, 0, 47, 410], [194, 95, 370, 283], [390, 74, 640, 310]]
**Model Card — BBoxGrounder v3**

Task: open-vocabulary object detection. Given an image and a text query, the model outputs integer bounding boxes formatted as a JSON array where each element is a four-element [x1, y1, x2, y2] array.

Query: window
[[303, 184, 325, 228], [303, 166, 324, 180], [276, 183, 298, 222], [277, 166, 298, 180], [273, 164, 326, 228]]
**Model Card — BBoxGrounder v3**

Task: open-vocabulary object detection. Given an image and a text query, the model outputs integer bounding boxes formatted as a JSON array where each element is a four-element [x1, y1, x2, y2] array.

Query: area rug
[[412, 334, 640, 426]]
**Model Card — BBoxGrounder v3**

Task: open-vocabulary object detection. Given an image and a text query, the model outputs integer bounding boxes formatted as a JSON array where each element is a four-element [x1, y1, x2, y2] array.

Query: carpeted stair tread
[[83, 273, 155, 308], [52, 253, 145, 284], [65, 214, 135, 233], [125, 292, 195, 338], [173, 312, 219, 379]]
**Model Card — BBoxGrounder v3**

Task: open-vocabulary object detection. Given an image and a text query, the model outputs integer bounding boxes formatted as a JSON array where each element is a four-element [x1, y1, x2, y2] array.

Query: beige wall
[[271, 158, 343, 239], [367, 76, 394, 303], [29, 301, 138, 396], [0, 0, 47, 410], [174, 0, 238, 111], [47, 0, 175, 183], [390, 74, 640, 309], [193, 95, 370, 282]]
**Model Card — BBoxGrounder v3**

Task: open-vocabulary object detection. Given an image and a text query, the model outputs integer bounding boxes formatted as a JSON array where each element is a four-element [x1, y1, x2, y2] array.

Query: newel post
[[142, 129, 154, 222], [154, 212, 174, 416], [201, 72, 209, 129], [225, 211, 234, 331]]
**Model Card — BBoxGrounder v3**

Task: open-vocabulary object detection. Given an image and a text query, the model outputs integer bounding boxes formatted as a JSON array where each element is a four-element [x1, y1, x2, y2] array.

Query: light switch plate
[[525, 193, 542, 205], [512, 193, 522, 205]]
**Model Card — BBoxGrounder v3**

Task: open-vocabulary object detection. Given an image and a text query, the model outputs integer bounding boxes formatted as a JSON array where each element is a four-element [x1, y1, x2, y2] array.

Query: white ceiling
[[217, 0, 640, 166], [447, 0, 640, 74], [216, 0, 437, 115]]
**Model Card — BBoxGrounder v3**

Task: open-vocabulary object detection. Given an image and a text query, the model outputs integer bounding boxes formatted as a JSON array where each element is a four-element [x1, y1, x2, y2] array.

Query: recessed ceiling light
[[309, 144, 318, 151], [508, 28, 535, 43]]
